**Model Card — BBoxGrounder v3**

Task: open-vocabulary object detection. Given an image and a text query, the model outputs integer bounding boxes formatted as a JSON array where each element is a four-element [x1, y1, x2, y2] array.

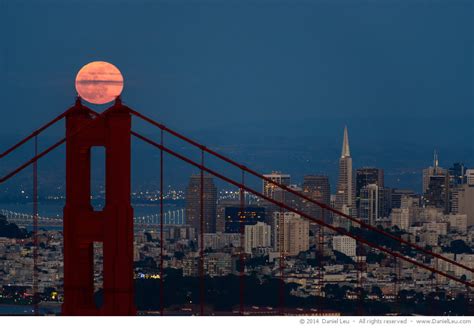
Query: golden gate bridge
[[0, 96, 473, 316]]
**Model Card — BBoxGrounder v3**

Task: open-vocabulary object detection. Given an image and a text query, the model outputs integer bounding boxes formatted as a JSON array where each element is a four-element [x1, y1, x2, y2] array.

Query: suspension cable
[[0, 111, 67, 159], [1, 106, 103, 184]]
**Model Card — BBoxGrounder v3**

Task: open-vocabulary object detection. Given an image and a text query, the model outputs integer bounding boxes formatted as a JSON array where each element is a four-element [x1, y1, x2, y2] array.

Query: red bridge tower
[[62, 98, 136, 315]]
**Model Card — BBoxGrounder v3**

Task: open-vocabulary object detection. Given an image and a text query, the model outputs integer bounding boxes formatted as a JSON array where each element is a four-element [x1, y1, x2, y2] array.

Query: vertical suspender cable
[[160, 129, 164, 316], [200, 149, 205, 316], [394, 255, 399, 313], [397, 257, 401, 314], [279, 189, 285, 315], [317, 209, 325, 314], [33, 135, 39, 316], [356, 241, 363, 315], [239, 170, 245, 315]]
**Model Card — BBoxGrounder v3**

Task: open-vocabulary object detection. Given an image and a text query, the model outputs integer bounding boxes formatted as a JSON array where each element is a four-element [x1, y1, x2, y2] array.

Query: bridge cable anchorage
[[33, 135, 39, 316], [130, 130, 474, 288], [0, 107, 105, 184], [200, 149, 205, 316], [160, 128, 165, 316], [239, 170, 245, 316], [129, 111, 473, 275]]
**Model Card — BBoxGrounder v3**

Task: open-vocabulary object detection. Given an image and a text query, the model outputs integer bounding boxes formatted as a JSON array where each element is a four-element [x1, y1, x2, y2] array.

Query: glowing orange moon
[[75, 61, 124, 105]]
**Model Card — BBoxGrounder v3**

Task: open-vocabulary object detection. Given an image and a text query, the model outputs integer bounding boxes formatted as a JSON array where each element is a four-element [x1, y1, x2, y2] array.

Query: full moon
[[75, 61, 124, 105]]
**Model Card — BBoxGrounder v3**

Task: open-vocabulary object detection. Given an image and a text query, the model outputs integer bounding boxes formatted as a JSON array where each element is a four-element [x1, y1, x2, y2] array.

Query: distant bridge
[[0, 208, 185, 229]]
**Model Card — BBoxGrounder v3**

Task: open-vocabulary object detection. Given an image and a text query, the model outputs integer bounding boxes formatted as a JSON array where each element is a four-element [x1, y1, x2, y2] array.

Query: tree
[[447, 240, 472, 254], [333, 250, 355, 264], [371, 286, 383, 298]]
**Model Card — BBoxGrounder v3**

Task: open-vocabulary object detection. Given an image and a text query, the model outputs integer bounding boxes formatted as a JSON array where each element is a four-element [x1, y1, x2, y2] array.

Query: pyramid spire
[[341, 125, 351, 158]]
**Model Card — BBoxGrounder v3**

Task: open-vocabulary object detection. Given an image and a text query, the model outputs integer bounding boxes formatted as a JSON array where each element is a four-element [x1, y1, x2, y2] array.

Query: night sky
[[1, 0, 473, 192]]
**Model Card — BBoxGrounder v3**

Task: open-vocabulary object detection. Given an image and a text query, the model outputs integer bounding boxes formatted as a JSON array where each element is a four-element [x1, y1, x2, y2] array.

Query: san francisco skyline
[[1, 0, 473, 320]]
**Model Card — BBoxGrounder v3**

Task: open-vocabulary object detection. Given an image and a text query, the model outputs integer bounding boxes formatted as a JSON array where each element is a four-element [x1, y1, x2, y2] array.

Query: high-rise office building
[[424, 174, 450, 212], [422, 151, 450, 212], [224, 206, 266, 233], [355, 167, 384, 216], [359, 184, 391, 225], [451, 184, 474, 226], [302, 175, 330, 222], [466, 169, 474, 186], [261, 181, 301, 230], [185, 174, 217, 234], [272, 184, 304, 210], [422, 150, 446, 194], [334, 126, 356, 228], [445, 164, 469, 214], [216, 199, 240, 233], [273, 212, 309, 256], [356, 167, 384, 192], [262, 171, 290, 199], [449, 163, 467, 186], [391, 189, 417, 209], [336, 126, 355, 210]]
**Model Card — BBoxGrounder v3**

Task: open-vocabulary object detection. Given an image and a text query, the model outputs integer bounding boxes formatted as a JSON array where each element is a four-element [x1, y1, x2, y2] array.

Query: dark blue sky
[[1, 0, 473, 191]]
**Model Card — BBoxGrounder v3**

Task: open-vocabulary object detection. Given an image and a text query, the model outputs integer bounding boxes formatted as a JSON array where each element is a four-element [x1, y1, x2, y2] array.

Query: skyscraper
[[449, 162, 467, 186], [335, 126, 356, 224], [466, 169, 474, 186], [224, 206, 266, 233], [244, 222, 272, 254], [451, 184, 474, 226], [302, 175, 330, 222], [424, 174, 449, 211], [273, 212, 309, 256], [185, 174, 218, 234], [355, 167, 384, 217], [422, 151, 449, 212], [216, 199, 240, 233], [359, 184, 391, 225], [262, 171, 291, 199], [356, 167, 384, 191], [422, 150, 446, 194], [391, 189, 417, 209], [261, 172, 292, 228]]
